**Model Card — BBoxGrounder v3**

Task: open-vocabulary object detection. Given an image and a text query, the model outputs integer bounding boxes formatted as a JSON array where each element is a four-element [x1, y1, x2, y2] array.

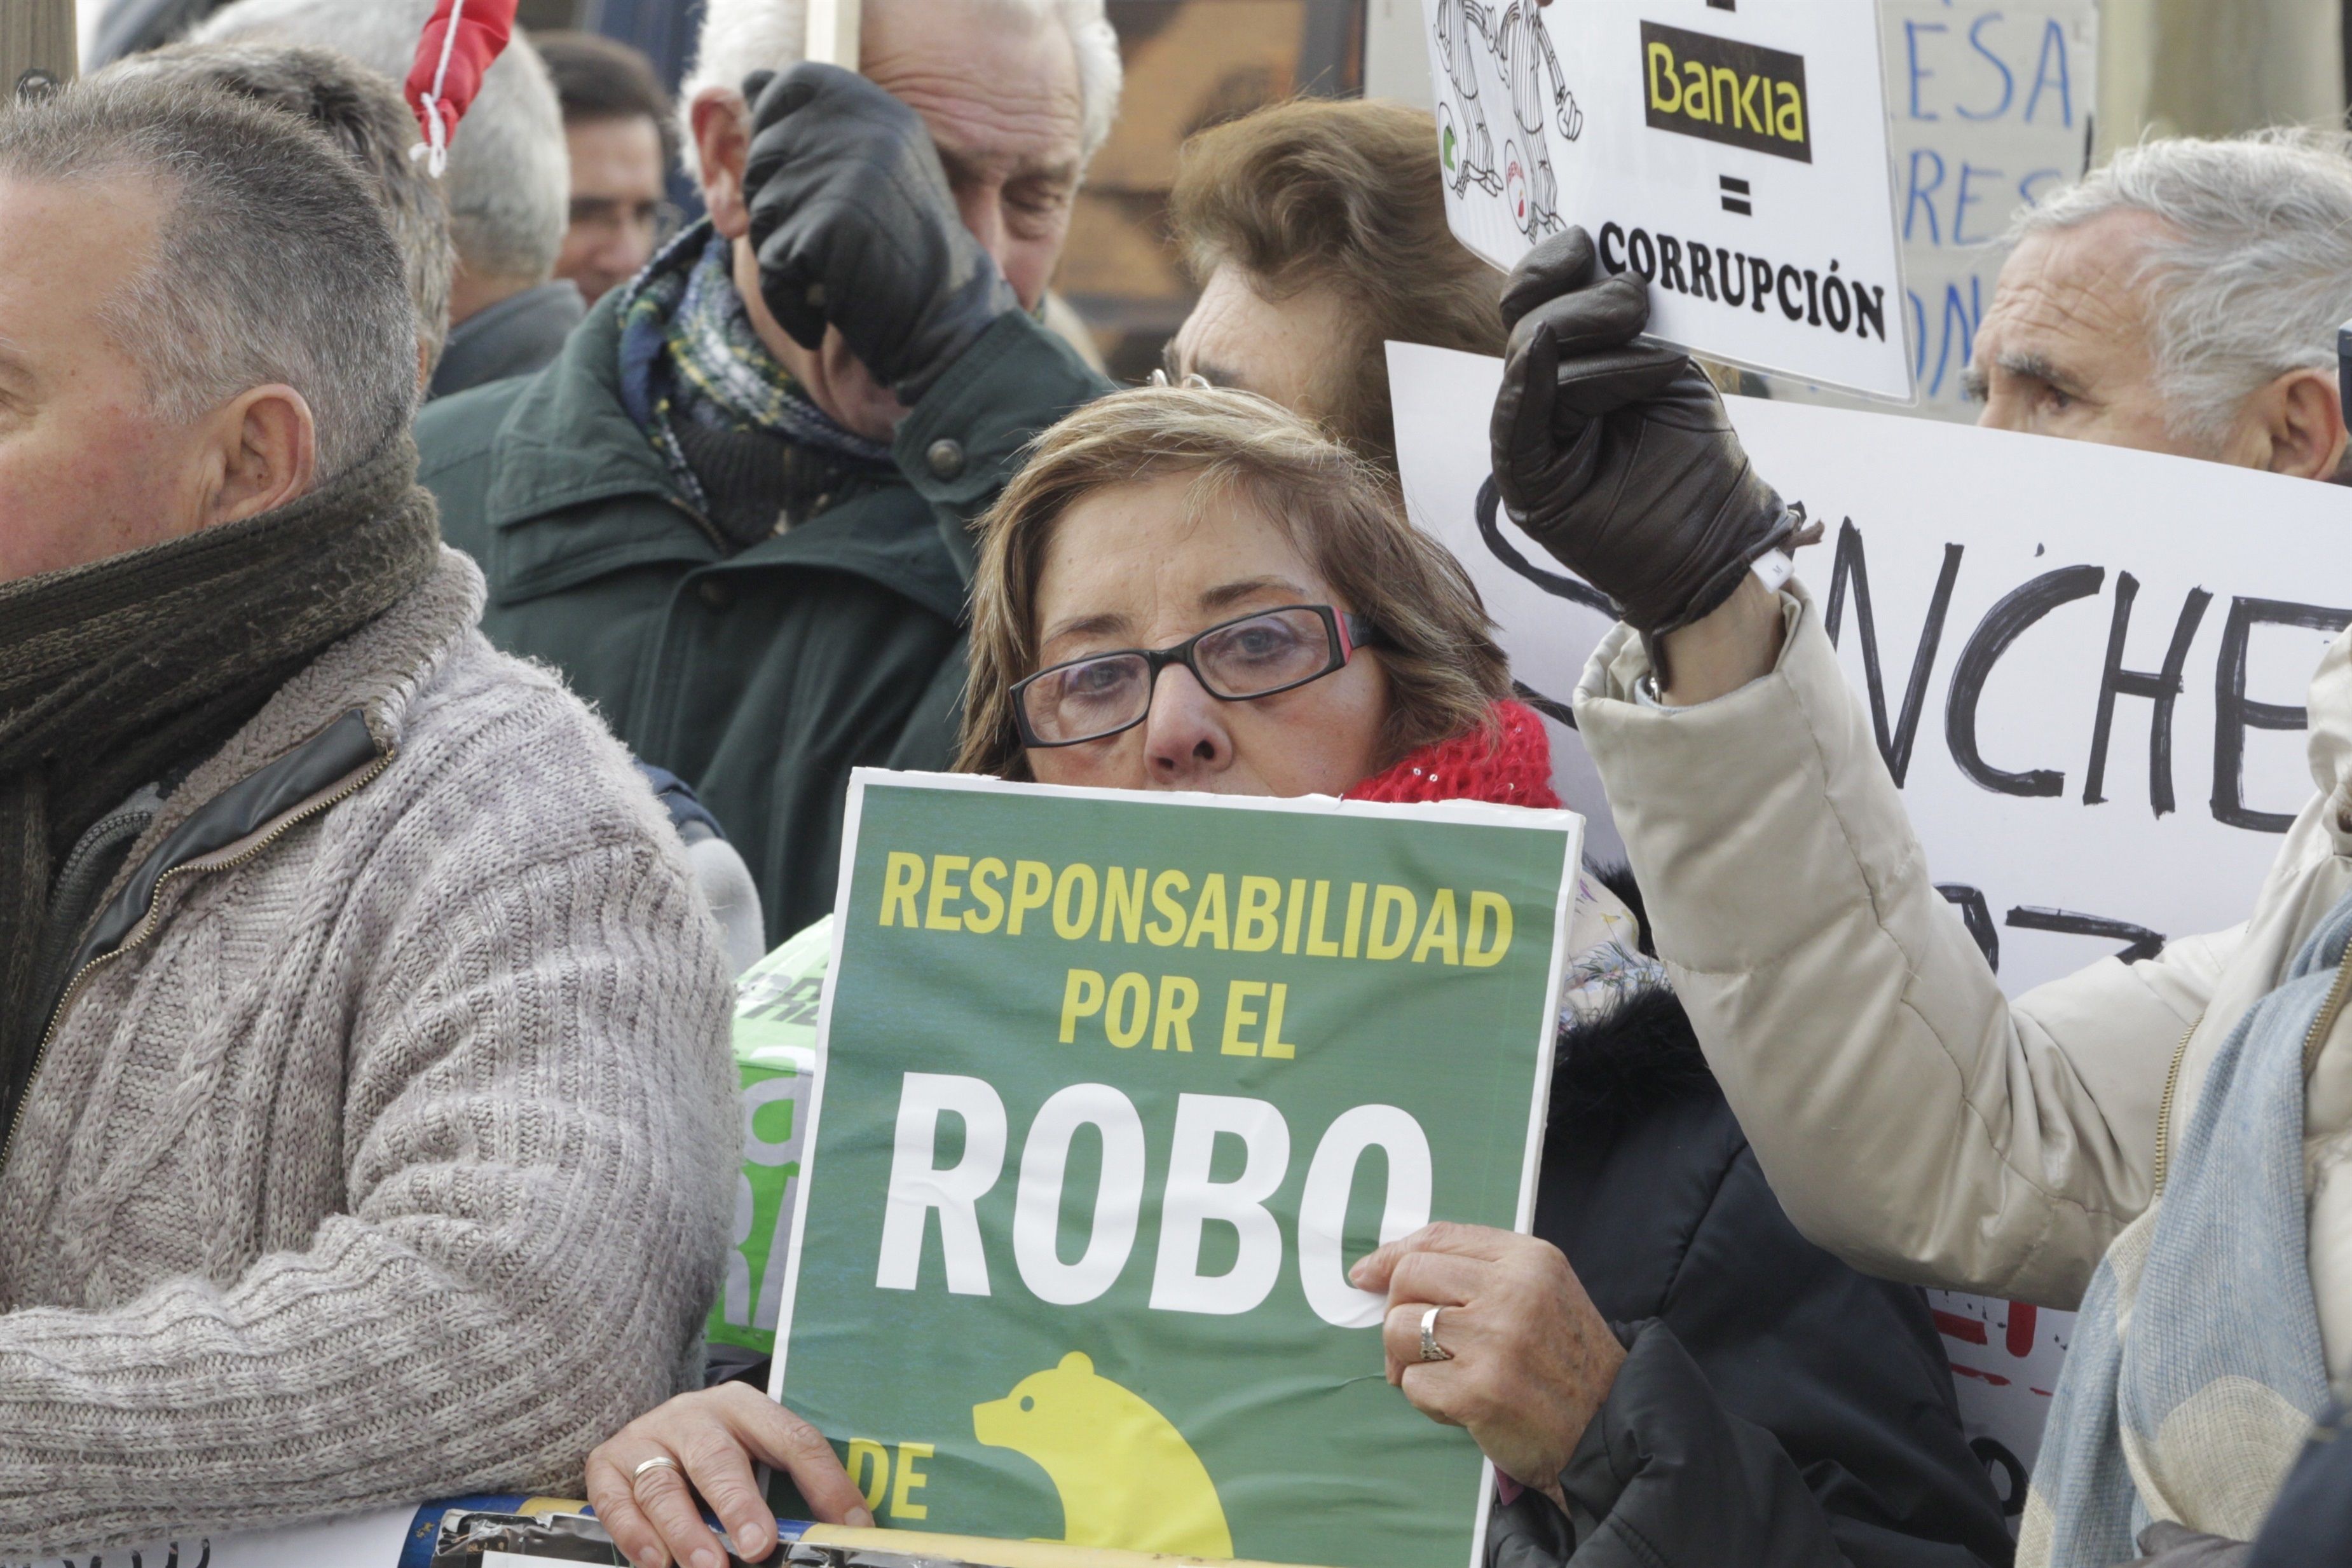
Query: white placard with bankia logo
[[1423, 0, 1912, 399]]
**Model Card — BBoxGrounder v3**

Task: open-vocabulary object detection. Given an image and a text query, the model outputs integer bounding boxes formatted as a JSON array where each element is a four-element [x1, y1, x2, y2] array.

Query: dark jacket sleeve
[[1491, 1321, 1901, 1568], [891, 309, 1116, 581], [2248, 1400, 2352, 1567], [1503, 1141, 2013, 1568]]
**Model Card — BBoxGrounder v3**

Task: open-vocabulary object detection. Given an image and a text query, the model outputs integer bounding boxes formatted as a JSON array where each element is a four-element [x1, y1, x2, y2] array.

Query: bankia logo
[[1640, 20, 1810, 163]]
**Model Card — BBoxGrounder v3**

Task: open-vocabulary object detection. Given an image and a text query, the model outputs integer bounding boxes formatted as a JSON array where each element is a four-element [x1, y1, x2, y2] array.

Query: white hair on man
[[678, 0, 1123, 177], [2012, 129, 2352, 455], [193, 0, 569, 290]]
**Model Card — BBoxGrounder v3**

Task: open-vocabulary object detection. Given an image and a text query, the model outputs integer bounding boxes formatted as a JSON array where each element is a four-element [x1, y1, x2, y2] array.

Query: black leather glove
[[1489, 228, 1805, 675], [741, 64, 1019, 404]]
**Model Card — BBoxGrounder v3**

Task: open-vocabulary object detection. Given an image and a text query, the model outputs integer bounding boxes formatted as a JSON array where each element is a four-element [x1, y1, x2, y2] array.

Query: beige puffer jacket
[[1573, 583, 2352, 1383]]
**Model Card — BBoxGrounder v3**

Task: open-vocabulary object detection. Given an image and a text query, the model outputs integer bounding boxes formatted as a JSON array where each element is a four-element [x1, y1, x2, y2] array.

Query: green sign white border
[[769, 767, 1587, 1568]]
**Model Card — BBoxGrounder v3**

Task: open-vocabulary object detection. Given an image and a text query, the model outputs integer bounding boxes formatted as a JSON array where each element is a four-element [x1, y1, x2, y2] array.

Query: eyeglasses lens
[[1195, 610, 1334, 697], [1023, 653, 1152, 744]]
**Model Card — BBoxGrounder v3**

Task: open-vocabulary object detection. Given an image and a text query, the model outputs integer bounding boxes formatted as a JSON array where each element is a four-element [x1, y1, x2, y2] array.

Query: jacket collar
[[88, 549, 483, 919], [1552, 985, 1716, 1135], [428, 280, 587, 401], [481, 289, 694, 532], [41, 549, 484, 1032]]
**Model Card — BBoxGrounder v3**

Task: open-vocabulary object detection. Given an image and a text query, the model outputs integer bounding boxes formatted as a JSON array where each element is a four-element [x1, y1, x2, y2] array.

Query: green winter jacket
[[418, 290, 1110, 944]]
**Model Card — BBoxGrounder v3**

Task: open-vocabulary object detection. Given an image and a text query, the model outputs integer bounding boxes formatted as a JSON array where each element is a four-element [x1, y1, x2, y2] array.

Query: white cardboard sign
[[1882, 1, 2096, 419], [14, 1506, 416, 1568], [1423, 0, 1912, 399], [1390, 339, 2352, 1493]]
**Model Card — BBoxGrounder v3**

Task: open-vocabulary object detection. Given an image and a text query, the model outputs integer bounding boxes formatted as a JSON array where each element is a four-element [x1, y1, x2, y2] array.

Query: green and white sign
[[711, 920, 829, 1358], [770, 770, 1581, 1568]]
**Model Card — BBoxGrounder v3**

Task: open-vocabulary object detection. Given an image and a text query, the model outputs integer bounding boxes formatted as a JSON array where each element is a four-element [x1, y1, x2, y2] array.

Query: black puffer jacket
[[1489, 880, 2013, 1568]]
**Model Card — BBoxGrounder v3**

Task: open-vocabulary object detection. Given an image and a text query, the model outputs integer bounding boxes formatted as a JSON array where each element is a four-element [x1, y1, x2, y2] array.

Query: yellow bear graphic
[[972, 1351, 1234, 1558]]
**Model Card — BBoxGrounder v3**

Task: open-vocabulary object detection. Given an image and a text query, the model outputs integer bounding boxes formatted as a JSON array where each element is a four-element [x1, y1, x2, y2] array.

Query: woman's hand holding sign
[[1352, 1222, 1626, 1508]]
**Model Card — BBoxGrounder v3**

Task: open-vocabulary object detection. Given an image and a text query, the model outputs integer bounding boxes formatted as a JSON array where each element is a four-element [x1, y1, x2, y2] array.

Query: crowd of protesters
[[4, 0, 2352, 1564]]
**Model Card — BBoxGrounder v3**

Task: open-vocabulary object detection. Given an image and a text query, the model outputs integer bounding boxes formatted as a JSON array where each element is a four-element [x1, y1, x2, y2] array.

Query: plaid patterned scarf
[[617, 224, 892, 537]]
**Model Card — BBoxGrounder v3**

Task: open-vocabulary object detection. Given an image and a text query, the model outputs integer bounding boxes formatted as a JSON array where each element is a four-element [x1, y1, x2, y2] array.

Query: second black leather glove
[[741, 64, 1020, 404], [1489, 228, 1803, 660]]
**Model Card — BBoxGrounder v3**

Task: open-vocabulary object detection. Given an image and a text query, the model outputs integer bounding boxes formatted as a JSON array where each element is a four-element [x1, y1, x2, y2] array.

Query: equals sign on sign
[[1720, 175, 1753, 215]]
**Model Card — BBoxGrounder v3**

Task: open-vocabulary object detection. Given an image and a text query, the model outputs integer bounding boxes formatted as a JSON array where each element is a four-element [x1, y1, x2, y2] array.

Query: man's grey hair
[[102, 40, 456, 369], [0, 75, 416, 475], [678, 0, 1123, 177], [195, 0, 568, 285], [2011, 129, 2352, 452]]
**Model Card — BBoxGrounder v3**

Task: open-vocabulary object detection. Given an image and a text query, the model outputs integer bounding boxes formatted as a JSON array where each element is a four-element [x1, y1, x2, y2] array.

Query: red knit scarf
[[1343, 700, 1559, 809]]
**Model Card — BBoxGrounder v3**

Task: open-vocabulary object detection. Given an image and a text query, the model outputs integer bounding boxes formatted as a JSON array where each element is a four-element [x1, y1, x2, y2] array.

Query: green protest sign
[[771, 770, 1580, 1568], [711, 921, 828, 1357]]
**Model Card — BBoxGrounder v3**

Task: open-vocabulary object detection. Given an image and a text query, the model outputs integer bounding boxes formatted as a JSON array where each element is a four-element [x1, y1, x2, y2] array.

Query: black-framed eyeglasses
[[1013, 604, 1379, 749]]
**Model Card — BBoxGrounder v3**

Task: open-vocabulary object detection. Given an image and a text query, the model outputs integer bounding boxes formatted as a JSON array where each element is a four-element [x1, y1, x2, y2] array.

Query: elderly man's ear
[[690, 90, 753, 239], [200, 383, 318, 526], [2231, 366, 2350, 480]]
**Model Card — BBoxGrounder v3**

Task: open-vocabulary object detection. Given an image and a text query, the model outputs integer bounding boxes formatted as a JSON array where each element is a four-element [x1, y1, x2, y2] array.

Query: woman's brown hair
[[957, 386, 1512, 780], [1168, 97, 1505, 468]]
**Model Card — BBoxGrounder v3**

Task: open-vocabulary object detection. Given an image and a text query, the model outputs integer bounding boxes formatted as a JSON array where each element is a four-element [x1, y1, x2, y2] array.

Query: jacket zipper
[[2152, 1014, 2200, 1198], [2151, 936, 2352, 1197], [0, 751, 393, 1179], [2304, 943, 2352, 1081]]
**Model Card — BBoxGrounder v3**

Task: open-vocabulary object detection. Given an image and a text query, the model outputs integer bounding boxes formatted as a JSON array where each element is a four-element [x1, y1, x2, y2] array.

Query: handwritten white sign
[[16, 1504, 415, 1568], [1883, 0, 2097, 419], [1423, 0, 1911, 399]]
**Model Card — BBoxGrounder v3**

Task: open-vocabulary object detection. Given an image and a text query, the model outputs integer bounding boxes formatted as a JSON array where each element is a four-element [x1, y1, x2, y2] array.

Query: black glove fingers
[[753, 221, 834, 349], [737, 55, 1018, 399], [1509, 276, 1651, 367], [1498, 227, 1599, 332], [1491, 319, 1566, 512], [1535, 419, 1608, 554], [1553, 348, 1688, 420], [747, 61, 841, 129]]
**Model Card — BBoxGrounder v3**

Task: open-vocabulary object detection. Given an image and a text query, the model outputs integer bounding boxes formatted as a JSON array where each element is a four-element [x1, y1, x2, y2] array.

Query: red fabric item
[[1343, 700, 1561, 809], [404, 0, 520, 170]]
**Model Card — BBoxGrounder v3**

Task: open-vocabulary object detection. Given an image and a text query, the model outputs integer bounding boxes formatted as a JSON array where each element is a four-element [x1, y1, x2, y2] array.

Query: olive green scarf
[[0, 434, 439, 1113]]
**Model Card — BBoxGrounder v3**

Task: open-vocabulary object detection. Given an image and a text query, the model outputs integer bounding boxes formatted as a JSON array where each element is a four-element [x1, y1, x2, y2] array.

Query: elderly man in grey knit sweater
[[0, 78, 739, 1553]]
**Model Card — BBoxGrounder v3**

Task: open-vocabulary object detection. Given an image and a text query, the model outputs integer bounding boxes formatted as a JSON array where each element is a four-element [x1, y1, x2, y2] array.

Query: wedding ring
[[1418, 1304, 1454, 1363], [631, 1454, 684, 1492]]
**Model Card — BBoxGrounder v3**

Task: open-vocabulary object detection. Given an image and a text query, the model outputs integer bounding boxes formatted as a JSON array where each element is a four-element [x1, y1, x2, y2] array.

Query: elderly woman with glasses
[[583, 389, 2011, 1568]]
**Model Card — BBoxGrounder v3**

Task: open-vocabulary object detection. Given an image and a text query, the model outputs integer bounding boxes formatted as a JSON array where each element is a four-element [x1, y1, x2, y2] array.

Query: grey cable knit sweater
[[0, 549, 739, 1554]]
